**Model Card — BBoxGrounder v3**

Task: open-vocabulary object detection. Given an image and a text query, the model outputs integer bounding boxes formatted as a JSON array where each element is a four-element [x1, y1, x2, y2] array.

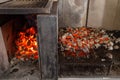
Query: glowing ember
[[59, 27, 111, 57], [15, 27, 38, 61]]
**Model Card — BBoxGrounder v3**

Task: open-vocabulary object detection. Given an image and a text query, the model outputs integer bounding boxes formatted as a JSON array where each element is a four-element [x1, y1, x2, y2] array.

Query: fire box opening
[[0, 15, 40, 79]]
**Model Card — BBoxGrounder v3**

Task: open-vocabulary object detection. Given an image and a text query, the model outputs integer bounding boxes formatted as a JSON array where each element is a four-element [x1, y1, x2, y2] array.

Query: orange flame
[[15, 27, 38, 61]]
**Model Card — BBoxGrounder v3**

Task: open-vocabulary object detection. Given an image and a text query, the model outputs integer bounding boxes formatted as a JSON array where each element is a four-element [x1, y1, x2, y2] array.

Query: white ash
[[95, 43, 101, 49], [101, 59, 106, 62], [106, 53, 113, 59], [107, 42, 114, 50], [108, 46, 114, 50], [102, 35, 109, 38], [114, 45, 119, 49], [103, 44, 108, 49], [108, 41, 114, 46], [110, 33, 114, 36], [60, 45, 65, 51], [10, 57, 20, 67], [115, 38, 120, 43], [100, 29, 106, 34], [95, 39, 100, 43], [82, 46, 90, 53], [0, 58, 40, 79]]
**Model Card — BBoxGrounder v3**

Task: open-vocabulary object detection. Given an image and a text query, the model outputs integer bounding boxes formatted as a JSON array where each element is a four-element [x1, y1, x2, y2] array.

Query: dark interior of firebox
[[0, 15, 40, 79], [58, 27, 120, 78]]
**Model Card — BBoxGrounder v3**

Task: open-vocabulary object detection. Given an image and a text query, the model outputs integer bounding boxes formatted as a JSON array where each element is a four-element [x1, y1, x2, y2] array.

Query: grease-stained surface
[[88, 0, 120, 30], [58, 0, 88, 27]]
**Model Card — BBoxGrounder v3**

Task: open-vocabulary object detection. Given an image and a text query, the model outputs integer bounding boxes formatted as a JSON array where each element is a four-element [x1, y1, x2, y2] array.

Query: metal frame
[[0, 0, 53, 14], [85, 0, 90, 27], [37, 2, 58, 80]]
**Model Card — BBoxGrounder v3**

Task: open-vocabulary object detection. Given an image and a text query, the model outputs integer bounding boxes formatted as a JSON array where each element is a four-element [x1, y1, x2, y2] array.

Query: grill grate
[[0, 0, 49, 8], [0, 0, 54, 14], [59, 55, 113, 77]]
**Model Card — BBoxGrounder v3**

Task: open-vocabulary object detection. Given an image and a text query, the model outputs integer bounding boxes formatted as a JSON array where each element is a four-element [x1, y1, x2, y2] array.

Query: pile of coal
[[59, 27, 120, 58]]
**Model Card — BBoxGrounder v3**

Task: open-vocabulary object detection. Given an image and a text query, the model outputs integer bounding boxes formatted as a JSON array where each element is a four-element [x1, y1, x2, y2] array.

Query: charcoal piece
[[28, 69, 34, 75], [113, 31, 120, 38], [10, 67, 19, 73], [106, 53, 113, 60], [94, 46, 106, 58]]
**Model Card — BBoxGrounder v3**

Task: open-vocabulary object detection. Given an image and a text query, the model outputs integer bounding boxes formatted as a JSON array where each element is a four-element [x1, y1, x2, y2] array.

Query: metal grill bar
[[0, 0, 53, 14], [0, 0, 48, 8]]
